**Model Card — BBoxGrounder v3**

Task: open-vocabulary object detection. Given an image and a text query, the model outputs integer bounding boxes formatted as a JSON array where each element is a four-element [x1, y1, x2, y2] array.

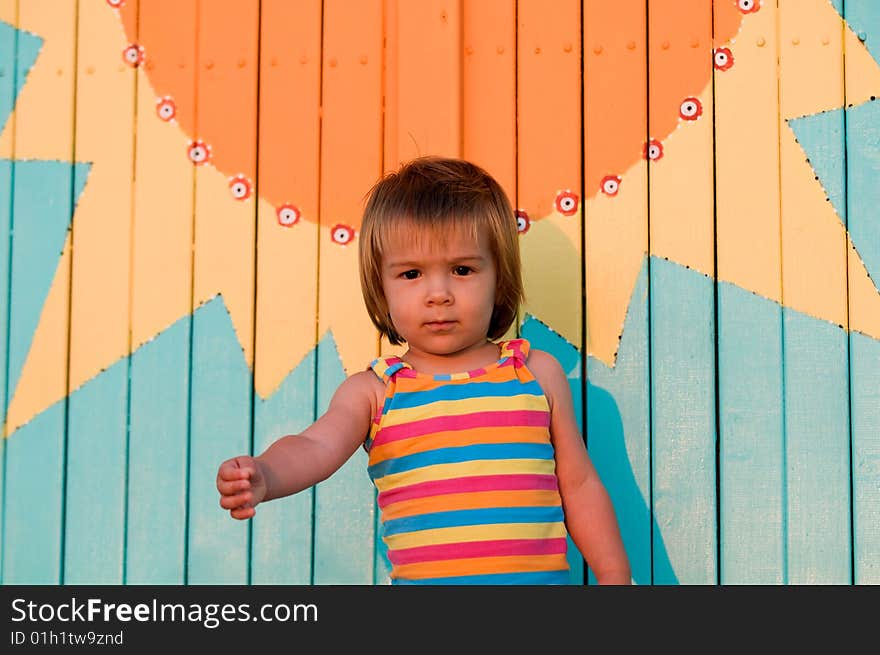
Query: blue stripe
[[393, 570, 570, 585], [383, 505, 565, 536], [385, 378, 545, 413], [368, 442, 554, 478]]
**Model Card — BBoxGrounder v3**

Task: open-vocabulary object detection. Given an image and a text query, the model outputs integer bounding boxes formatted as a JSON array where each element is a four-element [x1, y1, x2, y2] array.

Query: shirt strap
[[368, 356, 411, 384], [499, 338, 530, 364]]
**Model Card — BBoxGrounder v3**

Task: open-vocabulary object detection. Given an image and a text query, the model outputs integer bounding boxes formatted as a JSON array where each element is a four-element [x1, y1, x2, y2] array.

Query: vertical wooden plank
[[314, 0, 382, 584], [778, 0, 851, 584], [516, 0, 583, 583], [2, 0, 75, 584], [385, 0, 461, 170], [251, 0, 322, 585], [583, 0, 651, 585], [462, 0, 515, 202], [647, 0, 717, 584], [715, 1, 786, 584], [126, 0, 196, 584], [187, 0, 259, 584], [843, 0, 880, 585], [0, 0, 17, 583], [63, 0, 137, 585]]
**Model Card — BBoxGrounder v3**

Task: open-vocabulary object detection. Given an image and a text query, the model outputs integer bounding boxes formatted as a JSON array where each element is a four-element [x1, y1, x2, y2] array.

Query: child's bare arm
[[528, 350, 632, 584], [217, 370, 380, 519]]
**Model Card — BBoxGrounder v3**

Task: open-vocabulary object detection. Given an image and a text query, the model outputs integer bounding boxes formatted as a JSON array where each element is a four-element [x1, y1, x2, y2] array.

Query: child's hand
[[216, 456, 267, 520]]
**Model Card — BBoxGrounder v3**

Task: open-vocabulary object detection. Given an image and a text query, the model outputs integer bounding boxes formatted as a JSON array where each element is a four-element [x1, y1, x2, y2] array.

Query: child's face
[[380, 222, 496, 358]]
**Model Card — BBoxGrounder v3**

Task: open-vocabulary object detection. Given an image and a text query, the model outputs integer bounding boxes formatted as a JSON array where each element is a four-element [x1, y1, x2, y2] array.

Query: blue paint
[[0, 21, 42, 134], [6, 160, 91, 408], [520, 314, 585, 583], [186, 296, 253, 583], [126, 313, 191, 584], [717, 280, 785, 584], [251, 338, 318, 585], [845, 100, 880, 292], [583, 259, 675, 585], [850, 330, 880, 583], [64, 356, 128, 583], [838, 0, 880, 67], [650, 256, 717, 584], [783, 308, 852, 583], [789, 110, 846, 223], [312, 333, 375, 584], [1, 399, 66, 583], [829, 0, 844, 17]]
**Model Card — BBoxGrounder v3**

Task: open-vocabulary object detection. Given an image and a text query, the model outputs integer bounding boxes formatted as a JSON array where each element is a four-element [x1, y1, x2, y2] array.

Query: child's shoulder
[[521, 347, 568, 409], [522, 347, 564, 377], [331, 368, 387, 416]]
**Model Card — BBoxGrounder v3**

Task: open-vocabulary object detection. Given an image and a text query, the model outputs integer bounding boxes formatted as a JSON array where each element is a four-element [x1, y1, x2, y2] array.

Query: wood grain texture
[[779, 0, 851, 584], [583, 0, 651, 585], [648, 0, 717, 585], [313, 0, 382, 584], [517, 0, 582, 583], [2, 0, 76, 584], [714, 2, 785, 584], [187, 0, 259, 584], [63, 0, 138, 585], [250, 0, 322, 585], [462, 0, 516, 203], [126, 0, 195, 584], [844, 0, 880, 585], [0, 0, 15, 586]]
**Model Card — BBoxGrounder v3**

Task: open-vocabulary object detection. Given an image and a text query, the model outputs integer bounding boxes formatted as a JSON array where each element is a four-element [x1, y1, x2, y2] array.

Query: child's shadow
[[522, 314, 676, 585], [586, 380, 676, 585]]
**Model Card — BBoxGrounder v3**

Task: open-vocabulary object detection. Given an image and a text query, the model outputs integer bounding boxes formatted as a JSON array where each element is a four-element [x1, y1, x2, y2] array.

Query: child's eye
[[453, 266, 473, 276], [401, 270, 420, 280]]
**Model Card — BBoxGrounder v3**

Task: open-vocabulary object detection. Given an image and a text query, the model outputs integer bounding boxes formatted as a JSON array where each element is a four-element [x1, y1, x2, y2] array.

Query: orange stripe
[[368, 425, 550, 465], [381, 489, 563, 521], [393, 553, 569, 580]]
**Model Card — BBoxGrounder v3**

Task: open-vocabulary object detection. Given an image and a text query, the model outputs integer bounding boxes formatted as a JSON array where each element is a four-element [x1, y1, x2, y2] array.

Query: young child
[[216, 156, 631, 585]]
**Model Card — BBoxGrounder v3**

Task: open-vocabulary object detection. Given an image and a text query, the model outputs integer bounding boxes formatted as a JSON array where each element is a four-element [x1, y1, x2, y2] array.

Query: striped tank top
[[366, 338, 570, 584]]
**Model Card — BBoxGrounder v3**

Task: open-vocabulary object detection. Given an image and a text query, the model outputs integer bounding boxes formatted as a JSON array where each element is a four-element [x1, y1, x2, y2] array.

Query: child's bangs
[[375, 213, 482, 257]]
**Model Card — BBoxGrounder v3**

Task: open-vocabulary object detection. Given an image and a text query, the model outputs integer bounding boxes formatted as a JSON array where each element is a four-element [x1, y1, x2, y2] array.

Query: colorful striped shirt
[[366, 338, 569, 584]]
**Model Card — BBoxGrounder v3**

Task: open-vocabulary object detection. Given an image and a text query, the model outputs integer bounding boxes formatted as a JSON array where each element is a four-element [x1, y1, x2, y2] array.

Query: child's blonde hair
[[358, 156, 524, 346]]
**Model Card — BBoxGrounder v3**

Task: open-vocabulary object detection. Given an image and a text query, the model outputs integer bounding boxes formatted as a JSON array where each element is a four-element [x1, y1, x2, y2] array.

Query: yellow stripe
[[373, 458, 557, 493], [379, 393, 549, 428], [394, 553, 569, 580], [384, 522, 568, 550]]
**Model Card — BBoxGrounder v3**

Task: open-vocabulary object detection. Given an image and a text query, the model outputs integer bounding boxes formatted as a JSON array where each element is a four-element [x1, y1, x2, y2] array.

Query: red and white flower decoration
[[106, 0, 125, 8], [187, 140, 211, 165], [600, 175, 621, 196], [331, 224, 355, 245], [554, 190, 579, 216], [713, 47, 734, 71], [679, 97, 703, 121], [643, 139, 664, 161], [515, 209, 530, 234], [122, 44, 145, 68], [277, 204, 301, 227], [228, 174, 253, 201], [737, 0, 761, 14], [156, 96, 177, 122]]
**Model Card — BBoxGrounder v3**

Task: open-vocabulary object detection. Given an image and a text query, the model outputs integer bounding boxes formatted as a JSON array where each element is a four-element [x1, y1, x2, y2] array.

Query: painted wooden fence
[[0, 0, 877, 585]]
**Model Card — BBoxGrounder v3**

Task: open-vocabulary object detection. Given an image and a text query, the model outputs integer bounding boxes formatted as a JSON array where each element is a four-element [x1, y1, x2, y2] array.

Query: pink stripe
[[378, 473, 559, 508], [388, 538, 568, 566], [373, 409, 550, 446]]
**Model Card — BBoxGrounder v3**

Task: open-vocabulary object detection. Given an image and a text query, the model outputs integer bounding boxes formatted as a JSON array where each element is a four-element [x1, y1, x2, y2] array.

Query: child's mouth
[[425, 320, 455, 331]]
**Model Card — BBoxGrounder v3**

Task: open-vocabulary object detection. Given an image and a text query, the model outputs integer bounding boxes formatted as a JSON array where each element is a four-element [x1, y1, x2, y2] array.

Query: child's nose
[[425, 279, 453, 305]]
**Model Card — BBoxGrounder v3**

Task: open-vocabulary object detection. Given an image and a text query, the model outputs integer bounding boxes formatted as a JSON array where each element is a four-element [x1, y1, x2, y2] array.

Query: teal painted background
[[1, 2, 879, 585]]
